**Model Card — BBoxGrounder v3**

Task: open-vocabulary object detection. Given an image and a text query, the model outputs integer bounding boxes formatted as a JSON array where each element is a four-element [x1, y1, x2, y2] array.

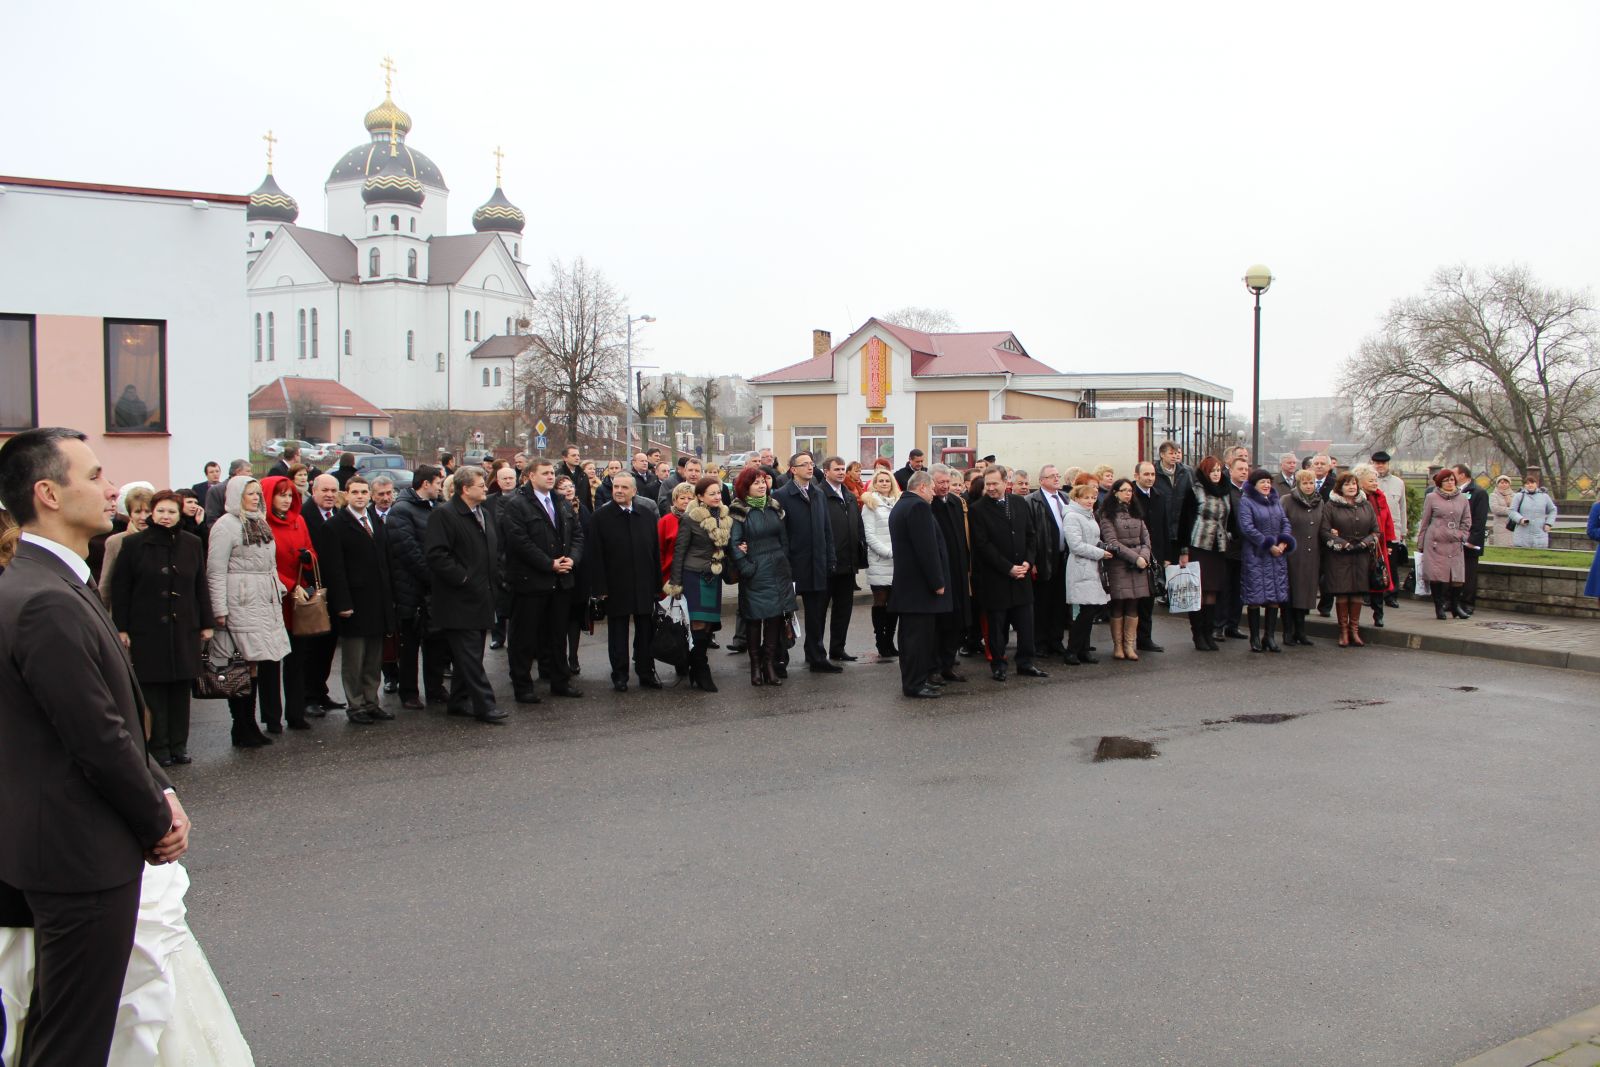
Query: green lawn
[[1480, 546, 1591, 569]]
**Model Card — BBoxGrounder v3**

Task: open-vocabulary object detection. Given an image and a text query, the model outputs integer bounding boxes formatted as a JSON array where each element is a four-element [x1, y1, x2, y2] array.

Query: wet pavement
[[174, 604, 1600, 1066]]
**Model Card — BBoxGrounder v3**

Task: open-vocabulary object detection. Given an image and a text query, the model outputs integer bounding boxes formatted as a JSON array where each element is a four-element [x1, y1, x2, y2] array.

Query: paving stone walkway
[[1458, 1004, 1600, 1066], [1303, 598, 1600, 674]]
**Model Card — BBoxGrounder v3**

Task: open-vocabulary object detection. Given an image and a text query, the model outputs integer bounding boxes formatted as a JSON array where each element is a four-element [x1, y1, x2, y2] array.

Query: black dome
[[362, 147, 426, 207], [472, 185, 525, 234], [247, 172, 299, 223], [328, 138, 447, 191]]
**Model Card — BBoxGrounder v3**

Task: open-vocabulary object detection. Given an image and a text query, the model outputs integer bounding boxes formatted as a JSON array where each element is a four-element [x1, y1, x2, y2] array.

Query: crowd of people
[[0, 432, 1585, 745]]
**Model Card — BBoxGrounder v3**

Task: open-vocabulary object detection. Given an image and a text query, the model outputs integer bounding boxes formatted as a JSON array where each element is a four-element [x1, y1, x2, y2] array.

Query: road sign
[[535, 434, 548, 451], [534, 420, 547, 436]]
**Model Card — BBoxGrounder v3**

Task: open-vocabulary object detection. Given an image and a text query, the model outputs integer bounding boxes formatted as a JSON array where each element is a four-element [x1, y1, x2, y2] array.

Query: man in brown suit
[[0, 428, 191, 1065]]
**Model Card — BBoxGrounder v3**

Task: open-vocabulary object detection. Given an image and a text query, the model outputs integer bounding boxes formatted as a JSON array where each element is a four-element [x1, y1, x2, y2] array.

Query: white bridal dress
[[0, 862, 254, 1066]]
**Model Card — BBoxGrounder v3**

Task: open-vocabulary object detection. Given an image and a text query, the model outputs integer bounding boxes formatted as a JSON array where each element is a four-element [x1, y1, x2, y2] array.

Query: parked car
[[304, 442, 338, 464], [343, 434, 404, 453], [354, 453, 409, 473], [261, 438, 314, 458], [462, 449, 494, 466]]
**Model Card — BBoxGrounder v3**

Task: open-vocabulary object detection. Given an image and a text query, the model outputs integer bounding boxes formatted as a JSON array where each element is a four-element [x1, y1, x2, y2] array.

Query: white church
[[244, 67, 534, 414]]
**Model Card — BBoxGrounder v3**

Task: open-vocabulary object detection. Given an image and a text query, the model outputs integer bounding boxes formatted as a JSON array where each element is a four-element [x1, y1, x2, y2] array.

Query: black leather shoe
[[321, 699, 347, 711], [1078, 651, 1100, 664], [638, 674, 663, 689], [264, 722, 284, 735], [569, 660, 581, 675], [515, 690, 543, 705], [426, 690, 451, 704], [727, 642, 747, 655], [829, 652, 858, 662], [1136, 641, 1165, 653], [808, 660, 844, 674], [475, 706, 508, 723], [383, 680, 399, 694], [368, 705, 395, 721], [939, 670, 968, 683], [926, 675, 946, 687], [304, 704, 328, 718], [991, 665, 1007, 681], [447, 706, 473, 716], [401, 696, 425, 710], [157, 755, 176, 768], [489, 638, 505, 650], [170, 753, 193, 764], [551, 684, 583, 698], [287, 719, 313, 730], [906, 685, 942, 698], [613, 679, 629, 692], [347, 709, 377, 725], [1017, 666, 1050, 678], [1224, 627, 1247, 640], [1062, 650, 1082, 666]]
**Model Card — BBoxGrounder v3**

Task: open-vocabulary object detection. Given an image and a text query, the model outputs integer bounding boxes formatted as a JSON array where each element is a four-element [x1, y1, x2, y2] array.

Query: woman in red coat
[[1355, 464, 1398, 627], [261, 474, 318, 732]]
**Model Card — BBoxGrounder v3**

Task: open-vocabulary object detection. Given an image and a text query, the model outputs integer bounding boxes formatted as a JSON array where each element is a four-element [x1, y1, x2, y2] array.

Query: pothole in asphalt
[[1094, 736, 1158, 761], [1231, 713, 1300, 724], [1448, 685, 1479, 692], [1333, 699, 1389, 709]]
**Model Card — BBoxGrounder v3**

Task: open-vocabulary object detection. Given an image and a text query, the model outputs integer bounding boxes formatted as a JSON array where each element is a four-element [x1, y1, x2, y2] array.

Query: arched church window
[[267, 312, 275, 359], [473, 312, 480, 340], [437, 352, 445, 372], [482, 368, 490, 387], [371, 216, 379, 232], [407, 249, 418, 278], [248, 232, 254, 248], [297, 309, 307, 359], [254, 314, 262, 361], [493, 367, 502, 387], [264, 230, 273, 240], [344, 329, 352, 356], [464, 311, 471, 340], [390, 215, 399, 232], [310, 308, 319, 358], [410, 218, 416, 233], [513, 243, 519, 258], [506, 317, 511, 335], [407, 331, 415, 360], [369, 249, 380, 278]]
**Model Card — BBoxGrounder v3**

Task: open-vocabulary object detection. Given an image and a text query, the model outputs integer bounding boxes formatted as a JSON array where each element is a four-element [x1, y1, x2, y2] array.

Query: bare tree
[[283, 394, 325, 442], [882, 306, 959, 333], [689, 377, 720, 455], [398, 402, 476, 458], [1342, 265, 1600, 495], [658, 375, 688, 456], [521, 257, 628, 448]]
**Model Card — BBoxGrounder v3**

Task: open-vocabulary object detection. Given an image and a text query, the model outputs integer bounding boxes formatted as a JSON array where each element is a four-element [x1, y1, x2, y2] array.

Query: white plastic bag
[[1164, 562, 1202, 613], [658, 594, 690, 630], [1413, 551, 1430, 597]]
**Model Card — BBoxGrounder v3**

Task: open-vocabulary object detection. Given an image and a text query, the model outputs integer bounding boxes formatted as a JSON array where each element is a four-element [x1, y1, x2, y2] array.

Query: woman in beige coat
[[207, 476, 291, 747]]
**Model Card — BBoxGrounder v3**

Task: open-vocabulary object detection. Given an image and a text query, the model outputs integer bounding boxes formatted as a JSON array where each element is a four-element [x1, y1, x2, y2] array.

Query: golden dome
[[363, 93, 412, 137]]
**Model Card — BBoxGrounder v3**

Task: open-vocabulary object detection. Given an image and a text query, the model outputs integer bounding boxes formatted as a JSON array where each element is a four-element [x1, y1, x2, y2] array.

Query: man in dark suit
[[266, 442, 300, 480], [1455, 463, 1490, 615], [928, 464, 972, 682], [888, 471, 949, 698], [1026, 465, 1069, 657], [819, 456, 864, 661], [893, 448, 926, 491], [386, 466, 447, 709], [191, 459, 221, 503], [1218, 455, 1249, 640], [1132, 461, 1169, 653], [772, 452, 837, 672], [325, 475, 398, 723], [424, 467, 506, 722], [587, 474, 663, 691], [969, 466, 1047, 681], [501, 459, 585, 701], [558, 444, 593, 514], [0, 428, 190, 1065], [205, 458, 250, 522], [299, 473, 346, 715]]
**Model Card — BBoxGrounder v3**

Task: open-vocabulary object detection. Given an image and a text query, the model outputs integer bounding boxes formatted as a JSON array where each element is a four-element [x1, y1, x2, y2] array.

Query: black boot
[[690, 632, 717, 692], [761, 619, 783, 686], [749, 643, 764, 686], [872, 605, 896, 659], [1247, 606, 1263, 652], [1294, 608, 1314, 646], [1448, 587, 1470, 620], [1264, 607, 1282, 652], [884, 610, 899, 655], [1189, 611, 1208, 651], [229, 691, 271, 748], [1432, 587, 1448, 620], [1370, 595, 1385, 628]]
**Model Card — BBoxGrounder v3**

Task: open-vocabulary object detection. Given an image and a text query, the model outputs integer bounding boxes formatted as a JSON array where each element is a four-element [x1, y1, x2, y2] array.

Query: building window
[[473, 312, 480, 341], [267, 312, 275, 359], [310, 308, 319, 358], [436, 352, 445, 372], [464, 310, 471, 340], [929, 423, 968, 454], [493, 367, 502, 386], [406, 331, 415, 361], [0, 314, 38, 431], [407, 249, 418, 278], [368, 249, 380, 278], [371, 216, 379, 232], [650, 419, 667, 440], [410, 218, 416, 233], [482, 368, 491, 387], [247, 232, 254, 248], [344, 329, 352, 355], [264, 230, 273, 241], [792, 425, 828, 458], [513, 242, 519, 258], [298, 309, 307, 359], [858, 425, 895, 465], [390, 214, 399, 231], [254, 313, 262, 361], [104, 319, 166, 432], [505, 317, 511, 335]]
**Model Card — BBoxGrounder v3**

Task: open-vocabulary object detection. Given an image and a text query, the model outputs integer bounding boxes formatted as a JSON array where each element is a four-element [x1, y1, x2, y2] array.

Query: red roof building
[[248, 376, 391, 445]]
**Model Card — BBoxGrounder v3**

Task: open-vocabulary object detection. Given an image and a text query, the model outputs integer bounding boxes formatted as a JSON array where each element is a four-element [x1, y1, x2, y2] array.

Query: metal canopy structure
[[1065, 373, 1234, 462]]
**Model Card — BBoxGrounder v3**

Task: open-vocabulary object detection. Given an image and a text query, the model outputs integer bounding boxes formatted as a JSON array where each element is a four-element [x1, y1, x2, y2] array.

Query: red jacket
[[261, 476, 317, 627], [657, 511, 680, 587], [1369, 486, 1398, 593]]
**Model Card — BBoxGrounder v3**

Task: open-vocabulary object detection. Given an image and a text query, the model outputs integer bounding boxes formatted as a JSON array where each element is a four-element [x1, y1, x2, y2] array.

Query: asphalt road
[[176, 606, 1600, 1066]]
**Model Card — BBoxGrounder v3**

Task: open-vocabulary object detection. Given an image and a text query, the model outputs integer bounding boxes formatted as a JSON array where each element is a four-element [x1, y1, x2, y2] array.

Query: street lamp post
[[623, 313, 655, 454], [1242, 265, 1273, 463]]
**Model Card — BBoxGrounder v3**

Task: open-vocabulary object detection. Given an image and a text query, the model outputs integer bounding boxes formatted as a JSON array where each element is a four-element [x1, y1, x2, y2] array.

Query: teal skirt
[[683, 570, 723, 628]]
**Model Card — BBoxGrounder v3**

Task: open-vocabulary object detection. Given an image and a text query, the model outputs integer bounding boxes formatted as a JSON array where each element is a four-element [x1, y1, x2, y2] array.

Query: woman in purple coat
[[1236, 469, 1296, 653]]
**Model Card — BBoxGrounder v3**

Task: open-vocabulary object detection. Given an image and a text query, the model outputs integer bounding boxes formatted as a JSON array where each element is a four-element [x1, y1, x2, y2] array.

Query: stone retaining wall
[[1548, 529, 1594, 553], [1475, 561, 1599, 619]]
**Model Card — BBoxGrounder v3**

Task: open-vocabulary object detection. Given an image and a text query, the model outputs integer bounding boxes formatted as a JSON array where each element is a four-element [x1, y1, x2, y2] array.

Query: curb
[[1456, 1003, 1600, 1066], [1301, 616, 1600, 675]]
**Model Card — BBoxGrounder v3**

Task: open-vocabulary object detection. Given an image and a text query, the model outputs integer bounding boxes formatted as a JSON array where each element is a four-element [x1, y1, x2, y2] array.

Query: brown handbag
[[291, 557, 332, 636]]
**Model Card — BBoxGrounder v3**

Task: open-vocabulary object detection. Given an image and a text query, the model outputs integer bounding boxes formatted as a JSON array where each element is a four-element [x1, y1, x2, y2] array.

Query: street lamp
[[623, 314, 656, 453], [1242, 264, 1273, 464]]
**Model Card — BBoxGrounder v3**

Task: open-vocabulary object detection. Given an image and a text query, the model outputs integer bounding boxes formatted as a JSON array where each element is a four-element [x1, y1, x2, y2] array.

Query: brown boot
[[1336, 599, 1350, 647], [760, 619, 783, 687], [1122, 617, 1140, 661], [1347, 598, 1366, 647], [749, 646, 765, 687], [1110, 616, 1127, 660]]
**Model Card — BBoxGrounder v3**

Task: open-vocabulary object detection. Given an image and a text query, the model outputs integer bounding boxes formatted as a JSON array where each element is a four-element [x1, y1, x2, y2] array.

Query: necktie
[[359, 513, 372, 536], [1052, 494, 1065, 549], [473, 508, 484, 530], [800, 484, 809, 500], [542, 495, 555, 523]]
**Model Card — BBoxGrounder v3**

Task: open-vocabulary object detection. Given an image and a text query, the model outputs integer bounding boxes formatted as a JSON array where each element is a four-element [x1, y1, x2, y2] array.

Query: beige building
[[751, 318, 1230, 464]]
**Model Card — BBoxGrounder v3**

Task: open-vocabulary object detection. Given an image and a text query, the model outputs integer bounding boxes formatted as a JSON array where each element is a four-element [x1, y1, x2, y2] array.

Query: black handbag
[[192, 633, 251, 700], [1368, 541, 1391, 592], [650, 601, 690, 670]]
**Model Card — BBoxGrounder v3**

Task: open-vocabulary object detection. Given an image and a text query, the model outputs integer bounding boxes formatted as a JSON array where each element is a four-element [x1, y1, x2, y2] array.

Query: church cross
[[493, 145, 504, 186], [381, 55, 397, 94], [262, 129, 277, 173]]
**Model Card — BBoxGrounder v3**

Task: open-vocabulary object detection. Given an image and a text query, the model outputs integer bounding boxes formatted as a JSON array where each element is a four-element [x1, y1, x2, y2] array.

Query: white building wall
[[0, 183, 248, 486], [834, 326, 918, 463]]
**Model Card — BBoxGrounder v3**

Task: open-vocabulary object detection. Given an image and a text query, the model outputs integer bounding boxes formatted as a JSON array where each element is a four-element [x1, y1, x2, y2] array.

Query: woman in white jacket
[[1510, 475, 1559, 549], [859, 468, 900, 659], [1062, 481, 1112, 665], [206, 476, 290, 748]]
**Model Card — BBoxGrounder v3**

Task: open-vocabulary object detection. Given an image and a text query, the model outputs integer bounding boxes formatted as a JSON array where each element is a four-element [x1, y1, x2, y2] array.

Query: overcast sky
[[7, 1, 1598, 404]]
